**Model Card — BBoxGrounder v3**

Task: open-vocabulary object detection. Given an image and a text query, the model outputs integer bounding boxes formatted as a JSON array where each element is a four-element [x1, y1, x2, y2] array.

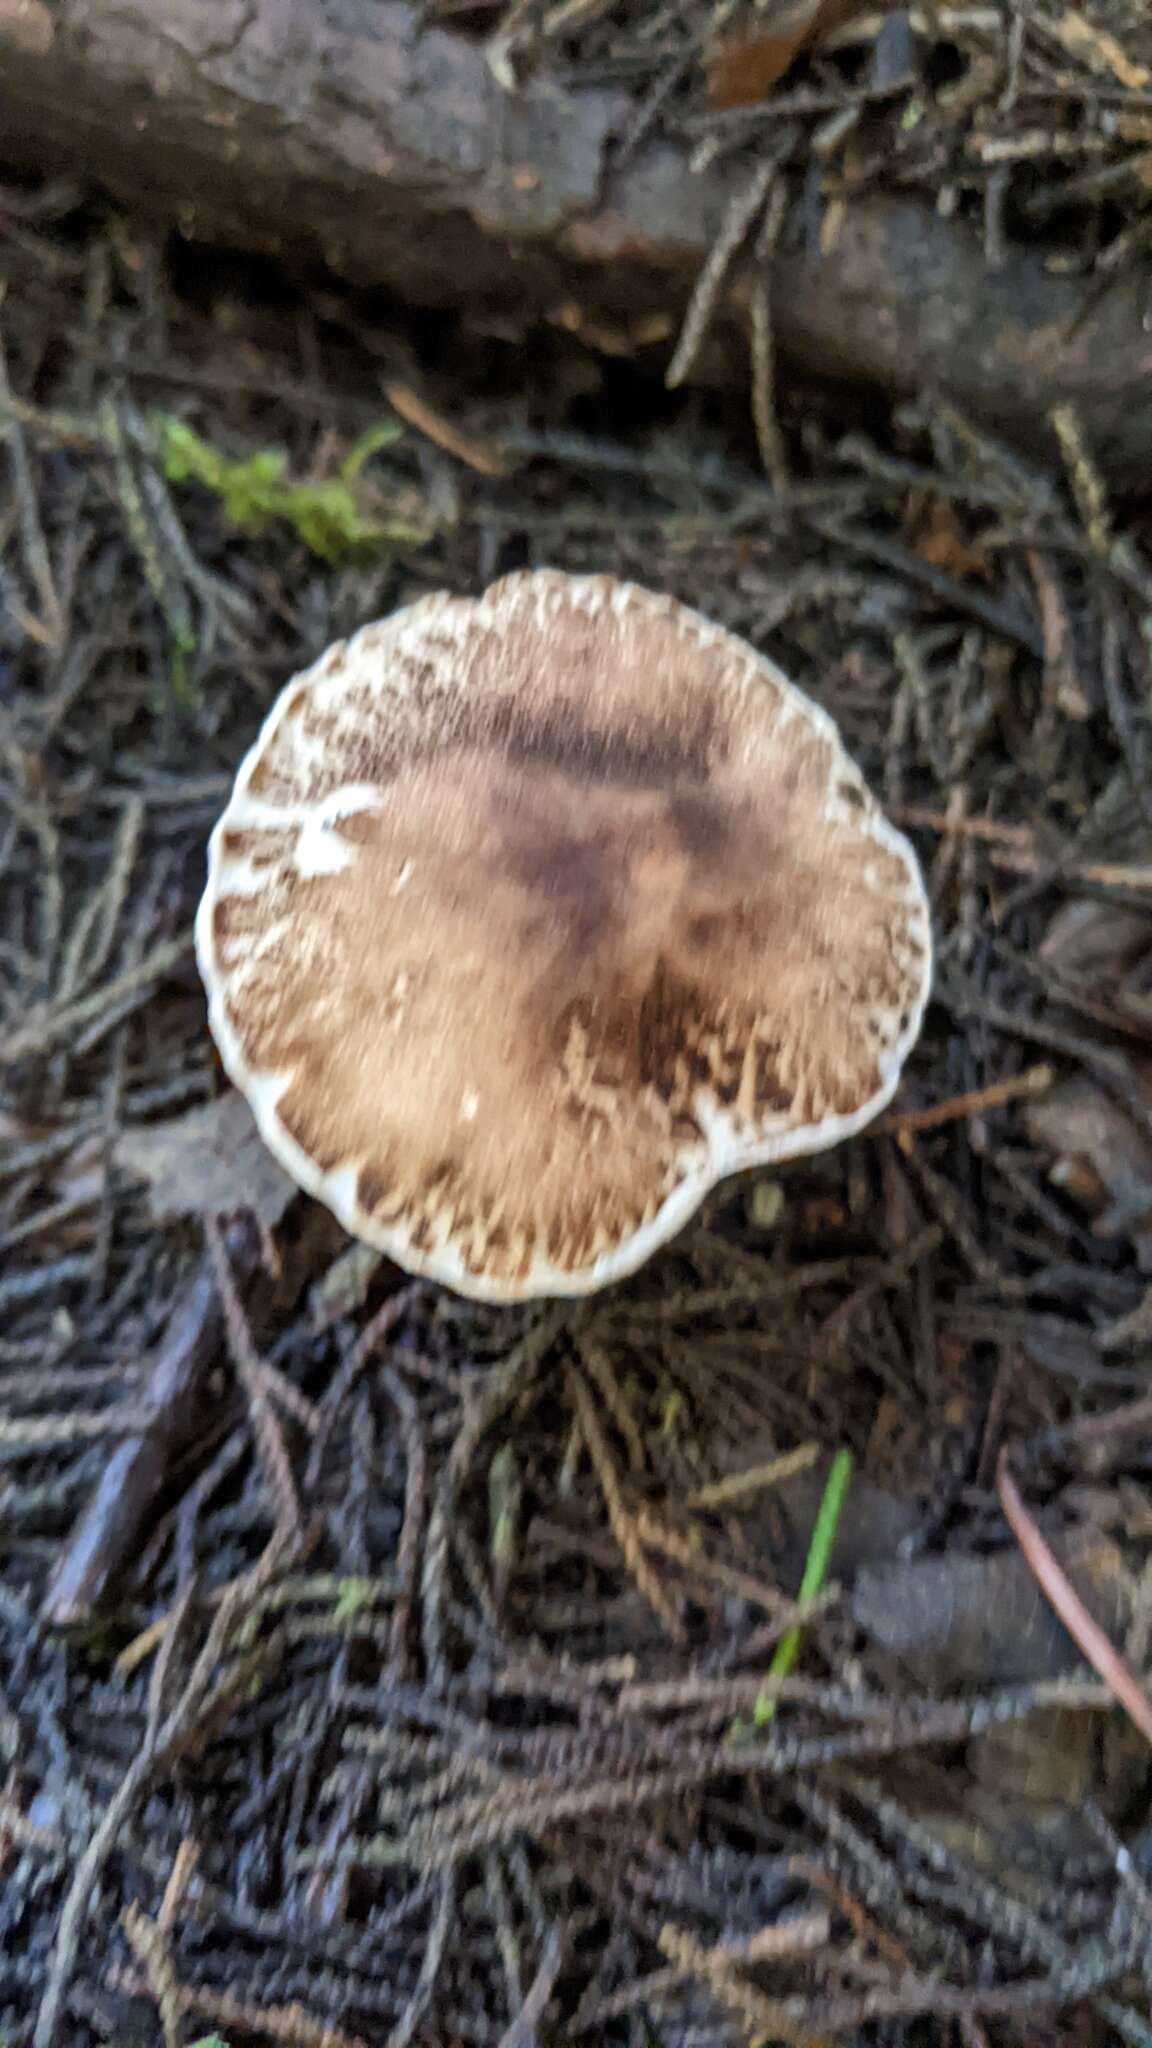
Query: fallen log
[[2, 0, 1151, 485]]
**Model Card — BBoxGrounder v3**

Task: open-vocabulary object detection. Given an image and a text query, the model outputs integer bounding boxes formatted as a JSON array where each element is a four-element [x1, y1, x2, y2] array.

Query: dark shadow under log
[[2, 0, 1151, 484]]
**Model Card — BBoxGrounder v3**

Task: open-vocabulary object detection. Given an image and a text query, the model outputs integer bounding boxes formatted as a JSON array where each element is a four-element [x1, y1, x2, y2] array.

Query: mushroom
[[196, 572, 931, 1302]]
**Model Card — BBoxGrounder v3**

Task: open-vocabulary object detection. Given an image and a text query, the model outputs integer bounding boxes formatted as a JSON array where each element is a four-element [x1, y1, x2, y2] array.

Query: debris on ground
[[2, 4, 1152, 2034]]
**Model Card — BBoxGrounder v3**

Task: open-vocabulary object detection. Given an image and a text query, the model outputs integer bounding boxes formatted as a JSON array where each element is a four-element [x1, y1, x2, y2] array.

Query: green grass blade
[[753, 1447, 853, 1726]]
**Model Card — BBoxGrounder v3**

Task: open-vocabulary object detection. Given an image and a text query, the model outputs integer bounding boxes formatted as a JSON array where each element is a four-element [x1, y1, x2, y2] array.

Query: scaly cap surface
[[196, 572, 932, 1300]]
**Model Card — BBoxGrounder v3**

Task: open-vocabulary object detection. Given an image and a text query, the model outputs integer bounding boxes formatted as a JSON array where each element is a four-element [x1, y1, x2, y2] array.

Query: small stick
[[998, 1451, 1152, 1746], [633, 1505, 797, 1618], [120, 1901, 184, 2048], [384, 381, 508, 476], [888, 805, 1034, 847], [206, 1215, 302, 1541], [158, 1836, 199, 1933], [656, 1922, 809, 2046], [108, 1970, 371, 2048], [791, 1855, 912, 1972], [889, 806, 1152, 891], [666, 154, 781, 390], [687, 1909, 832, 1969], [2, 931, 192, 1065], [566, 1366, 684, 1640], [41, 1216, 261, 1627], [880, 1063, 1055, 1136], [684, 1441, 819, 1510], [750, 177, 790, 489]]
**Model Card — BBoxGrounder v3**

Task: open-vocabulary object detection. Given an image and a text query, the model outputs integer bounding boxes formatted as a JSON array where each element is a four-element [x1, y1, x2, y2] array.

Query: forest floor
[[3, 4, 1152, 2043]]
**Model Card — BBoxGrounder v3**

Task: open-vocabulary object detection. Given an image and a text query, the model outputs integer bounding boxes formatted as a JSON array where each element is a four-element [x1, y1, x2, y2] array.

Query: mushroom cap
[[196, 571, 931, 1302]]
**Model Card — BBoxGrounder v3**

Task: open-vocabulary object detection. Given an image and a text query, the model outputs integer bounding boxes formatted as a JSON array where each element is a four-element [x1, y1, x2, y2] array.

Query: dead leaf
[[1025, 1067, 1152, 1266], [1049, 7, 1150, 90], [903, 490, 990, 581], [706, 0, 882, 107], [801, 1195, 847, 1234], [1040, 897, 1152, 981], [384, 383, 509, 478], [852, 1537, 1131, 1687], [1039, 894, 1152, 1040], [310, 1239, 387, 1330], [116, 1090, 297, 1231], [968, 1707, 1096, 1807], [707, 24, 813, 105]]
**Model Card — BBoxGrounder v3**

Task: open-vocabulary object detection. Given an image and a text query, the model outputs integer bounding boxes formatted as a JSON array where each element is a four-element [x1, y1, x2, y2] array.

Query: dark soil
[[3, 6, 1152, 2041]]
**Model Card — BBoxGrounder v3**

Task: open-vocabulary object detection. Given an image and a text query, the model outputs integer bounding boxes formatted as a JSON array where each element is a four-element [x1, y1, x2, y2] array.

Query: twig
[[41, 1218, 260, 1628], [305, 1281, 423, 1484], [56, 796, 144, 1004], [685, 1910, 832, 1969], [808, 515, 1044, 654], [206, 1215, 302, 1541], [791, 1854, 912, 1970], [575, 1335, 648, 1474], [1100, 1294, 1152, 1354], [656, 1921, 809, 2045], [998, 1451, 1152, 1745], [495, 1922, 565, 2048], [889, 806, 1152, 891], [566, 1364, 684, 1641], [35, 1746, 157, 2048], [1052, 401, 1113, 556], [666, 154, 782, 390], [109, 1970, 371, 2048], [881, 1063, 1055, 1135], [750, 177, 790, 488], [157, 1837, 199, 1934], [385, 381, 508, 476], [120, 1900, 184, 2048], [632, 1505, 796, 1618], [2, 931, 192, 1065], [0, 314, 65, 646], [377, 1360, 428, 1674], [386, 1869, 456, 2048], [683, 1441, 819, 1509], [420, 1306, 568, 1680], [37, 1530, 292, 2045]]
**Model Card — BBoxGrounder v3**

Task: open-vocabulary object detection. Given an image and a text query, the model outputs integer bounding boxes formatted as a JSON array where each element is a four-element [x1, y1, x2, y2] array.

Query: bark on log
[[2, 0, 1151, 485]]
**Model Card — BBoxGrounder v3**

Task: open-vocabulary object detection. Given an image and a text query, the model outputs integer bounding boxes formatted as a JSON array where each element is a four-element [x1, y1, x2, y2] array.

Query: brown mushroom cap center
[[215, 735, 906, 1270]]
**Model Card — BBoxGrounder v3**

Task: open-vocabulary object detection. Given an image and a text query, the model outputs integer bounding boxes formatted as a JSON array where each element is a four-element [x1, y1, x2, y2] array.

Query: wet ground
[[3, 5, 1152, 2037]]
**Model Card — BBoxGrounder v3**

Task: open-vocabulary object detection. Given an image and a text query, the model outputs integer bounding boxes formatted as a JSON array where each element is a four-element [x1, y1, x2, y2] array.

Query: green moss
[[332, 1576, 379, 1624], [155, 416, 430, 562]]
